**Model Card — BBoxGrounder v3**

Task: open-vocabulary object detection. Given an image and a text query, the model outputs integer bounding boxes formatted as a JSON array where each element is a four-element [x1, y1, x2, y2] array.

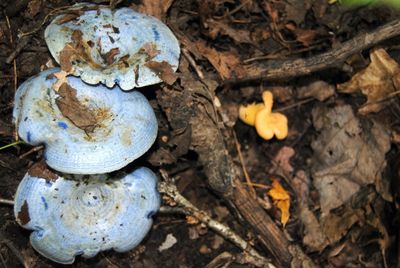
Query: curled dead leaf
[[338, 48, 400, 114], [146, 60, 177, 85], [195, 41, 246, 80]]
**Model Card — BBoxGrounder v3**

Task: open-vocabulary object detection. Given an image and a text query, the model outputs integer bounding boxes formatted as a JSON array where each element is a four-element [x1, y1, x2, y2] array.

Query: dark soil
[[1, 0, 400, 267]]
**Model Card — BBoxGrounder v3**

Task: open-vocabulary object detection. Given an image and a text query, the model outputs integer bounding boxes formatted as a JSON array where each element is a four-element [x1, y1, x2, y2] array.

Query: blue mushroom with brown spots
[[45, 4, 181, 90], [13, 68, 158, 174], [14, 165, 160, 264]]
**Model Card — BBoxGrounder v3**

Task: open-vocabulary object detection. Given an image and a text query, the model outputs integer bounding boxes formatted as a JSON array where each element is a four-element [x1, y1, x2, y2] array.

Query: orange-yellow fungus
[[239, 103, 264, 126], [255, 91, 288, 140]]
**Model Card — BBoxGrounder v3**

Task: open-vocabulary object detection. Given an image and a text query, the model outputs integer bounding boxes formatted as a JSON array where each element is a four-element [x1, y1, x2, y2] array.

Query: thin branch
[[158, 170, 275, 268], [0, 198, 14, 206], [233, 131, 256, 197], [224, 18, 400, 84]]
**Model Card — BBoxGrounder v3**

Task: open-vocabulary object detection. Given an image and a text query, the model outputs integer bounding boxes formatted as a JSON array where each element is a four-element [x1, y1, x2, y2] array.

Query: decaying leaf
[[24, 0, 42, 18], [17, 200, 30, 225], [102, 47, 120, 65], [59, 30, 99, 73], [320, 206, 364, 243], [28, 161, 58, 182], [203, 18, 253, 45], [292, 170, 329, 251], [267, 178, 290, 226], [131, 0, 174, 20], [195, 41, 246, 80], [297, 80, 335, 101], [299, 207, 329, 251], [146, 60, 177, 85], [285, 23, 317, 47], [56, 83, 98, 133], [311, 104, 391, 215], [337, 48, 400, 114]]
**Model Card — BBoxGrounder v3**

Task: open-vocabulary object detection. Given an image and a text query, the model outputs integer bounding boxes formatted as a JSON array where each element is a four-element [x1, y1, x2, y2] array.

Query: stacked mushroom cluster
[[12, 4, 180, 264]]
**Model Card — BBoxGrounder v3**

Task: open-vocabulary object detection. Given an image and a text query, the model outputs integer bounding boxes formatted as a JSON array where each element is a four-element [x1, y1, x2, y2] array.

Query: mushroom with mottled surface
[[13, 68, 158, 174], [45, 4, 180, 90], [14, 164, 160, 264]]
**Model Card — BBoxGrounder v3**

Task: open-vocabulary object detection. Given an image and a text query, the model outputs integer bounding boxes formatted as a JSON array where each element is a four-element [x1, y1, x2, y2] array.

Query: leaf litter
[[2, 0, 400, 267]]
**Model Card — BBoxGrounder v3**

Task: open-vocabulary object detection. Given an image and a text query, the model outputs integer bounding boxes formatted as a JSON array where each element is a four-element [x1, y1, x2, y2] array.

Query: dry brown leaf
[[145, 60, 177, 85], [59, 30, 101, 73], [131, 0, 174, 20], [195, 41, 246, 80], [285, 23, 317, 47], [320, 207, 364, 243], [327, 241, 364, 267], [16, 200, 30, 225], [56, 83, 98, 133], [103, 47, 120, 65], [140, 42, 160, 60], [267, 179, 290, 227], [337, 48, 400, 114], [204, 19, 252, 44], [297, 80, 335, 101], [28, 161, 58, 182], [292, 170, 329, 251], [311, 104, 391, 215], [55, 9, 86, 25], [300, 207, 329, 251], [25, 0, 42, 18]]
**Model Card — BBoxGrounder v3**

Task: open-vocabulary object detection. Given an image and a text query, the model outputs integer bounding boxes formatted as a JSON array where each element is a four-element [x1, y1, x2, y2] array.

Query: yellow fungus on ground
[[239, 90, 288, 140], [238, 103, 265, 126], [267, 178, 291, 227], [255, 91, 288, 140]]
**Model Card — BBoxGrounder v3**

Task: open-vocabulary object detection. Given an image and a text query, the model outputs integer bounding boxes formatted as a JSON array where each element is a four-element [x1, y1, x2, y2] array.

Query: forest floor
[[1, 0, 400, 267]]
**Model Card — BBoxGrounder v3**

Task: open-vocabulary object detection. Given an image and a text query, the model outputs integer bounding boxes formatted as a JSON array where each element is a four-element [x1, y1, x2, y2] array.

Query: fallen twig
[[19, 145, 44, 159], [233, 131, 256, 198], [0, 198, 14, 206], [224, 18, 400, 84], [6, 36, 30, 64], [18, 5, 73, 38], [158, 169, 275, 268]]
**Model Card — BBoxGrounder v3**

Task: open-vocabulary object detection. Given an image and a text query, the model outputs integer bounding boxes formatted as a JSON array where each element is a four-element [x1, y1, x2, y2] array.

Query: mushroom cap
[[239, 103, 264, 126], [44, 4, 180, 90], [13, 68, 158, 174], [255, 109, 288, 140], [14, 167, 160, 264]]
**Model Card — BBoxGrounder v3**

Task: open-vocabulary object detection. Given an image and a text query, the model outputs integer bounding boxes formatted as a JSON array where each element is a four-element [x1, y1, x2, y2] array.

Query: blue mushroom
[[14, 166, 160, 264], [13, 68, 158, 174], [45, 4, 181, 90]]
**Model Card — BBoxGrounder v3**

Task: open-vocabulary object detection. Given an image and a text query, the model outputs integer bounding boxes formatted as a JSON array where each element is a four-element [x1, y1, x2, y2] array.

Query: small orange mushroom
[[239, 91, 288, 140], [238, 103, 264, 126]]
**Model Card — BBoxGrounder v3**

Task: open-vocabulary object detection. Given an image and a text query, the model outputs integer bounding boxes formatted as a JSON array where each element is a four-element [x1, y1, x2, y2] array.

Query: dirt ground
[[1, 0, 400, 267]]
